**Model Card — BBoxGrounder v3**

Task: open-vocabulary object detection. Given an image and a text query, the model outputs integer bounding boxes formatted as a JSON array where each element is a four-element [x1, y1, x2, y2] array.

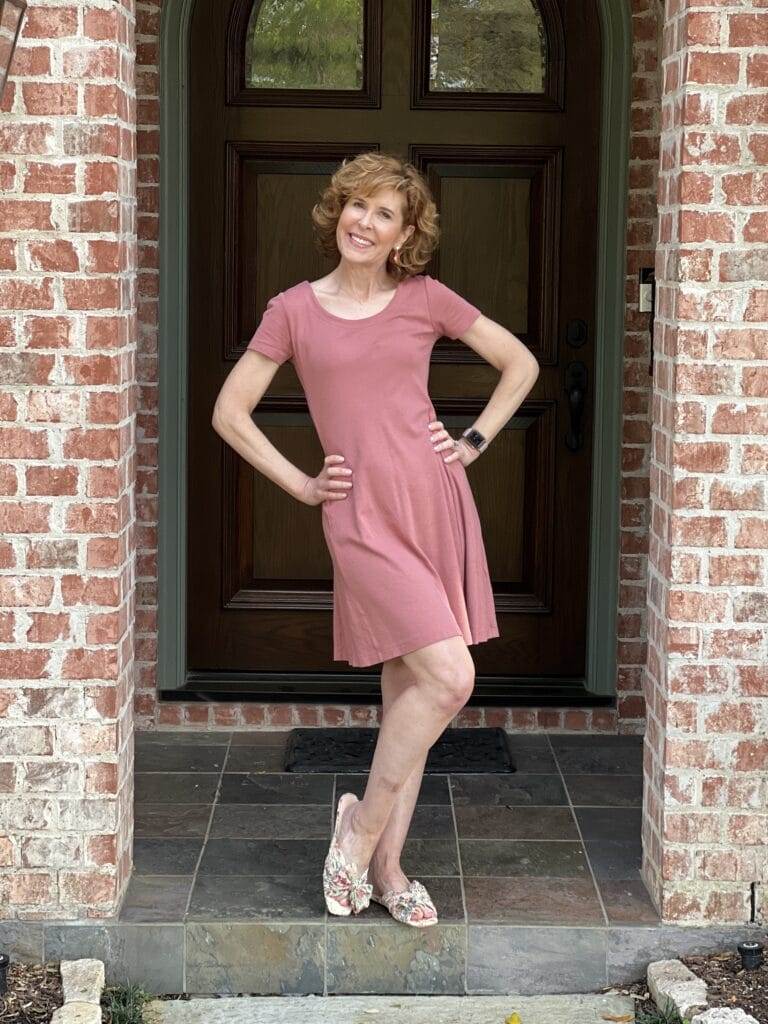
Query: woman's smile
[[347, 232, 375, 249]]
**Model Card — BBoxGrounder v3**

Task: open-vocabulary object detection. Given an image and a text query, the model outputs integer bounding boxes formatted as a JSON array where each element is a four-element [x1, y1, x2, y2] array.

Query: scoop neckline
[[302, 277, 407, 323]]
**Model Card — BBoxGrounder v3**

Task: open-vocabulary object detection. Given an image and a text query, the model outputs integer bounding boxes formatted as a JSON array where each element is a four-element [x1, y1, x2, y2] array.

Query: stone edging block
[[691, 1010, 760, 1024], [51, 959, 105, 1024], [647, 958, 708, 1019]]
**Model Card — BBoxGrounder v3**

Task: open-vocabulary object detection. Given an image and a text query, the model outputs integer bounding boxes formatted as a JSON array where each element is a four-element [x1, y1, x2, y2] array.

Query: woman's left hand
[[428, 420, 481, 467]]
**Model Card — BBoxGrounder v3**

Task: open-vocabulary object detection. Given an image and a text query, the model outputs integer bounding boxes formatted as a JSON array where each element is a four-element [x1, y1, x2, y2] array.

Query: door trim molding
[[158, 0, 631, 695]]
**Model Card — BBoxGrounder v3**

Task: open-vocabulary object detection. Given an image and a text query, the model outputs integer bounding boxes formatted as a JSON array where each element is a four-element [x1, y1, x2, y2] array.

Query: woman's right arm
[[211, 350, 352, 508], [211, 349, 313, 502]]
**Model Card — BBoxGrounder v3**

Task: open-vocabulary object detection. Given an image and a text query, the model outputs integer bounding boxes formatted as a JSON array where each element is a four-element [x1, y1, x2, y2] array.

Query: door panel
[[186, 0, 602, 697]]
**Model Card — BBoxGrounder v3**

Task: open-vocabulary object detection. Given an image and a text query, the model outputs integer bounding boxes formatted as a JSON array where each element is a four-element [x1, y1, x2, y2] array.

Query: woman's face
[[336, 186, 414, 268]]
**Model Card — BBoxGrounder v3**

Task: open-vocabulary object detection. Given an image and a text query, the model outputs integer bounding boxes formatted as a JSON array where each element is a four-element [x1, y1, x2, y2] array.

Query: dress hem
[[335, 625, 500, 668]]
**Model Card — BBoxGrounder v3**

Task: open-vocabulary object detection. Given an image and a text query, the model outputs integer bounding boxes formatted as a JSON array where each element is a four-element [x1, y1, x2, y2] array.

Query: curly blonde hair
[[311, 151, 440, 280]]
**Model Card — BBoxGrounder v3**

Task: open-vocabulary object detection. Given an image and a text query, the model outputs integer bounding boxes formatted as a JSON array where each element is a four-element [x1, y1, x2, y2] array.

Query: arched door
[[184, 0, 603, 701]]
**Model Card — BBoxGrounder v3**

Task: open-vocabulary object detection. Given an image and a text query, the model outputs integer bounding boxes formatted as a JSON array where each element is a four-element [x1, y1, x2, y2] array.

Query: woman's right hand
[[302, 454, 353, 506]]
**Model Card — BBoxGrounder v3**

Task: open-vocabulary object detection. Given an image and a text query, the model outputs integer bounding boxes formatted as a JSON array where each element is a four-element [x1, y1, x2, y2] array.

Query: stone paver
[[144, 993, 636, 1024]]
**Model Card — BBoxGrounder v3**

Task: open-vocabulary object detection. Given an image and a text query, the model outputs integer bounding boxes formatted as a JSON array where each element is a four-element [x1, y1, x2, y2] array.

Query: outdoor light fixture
[[737, 940, 764, 971], [0, 0, 26, 102], [0, 952, 9, 995]]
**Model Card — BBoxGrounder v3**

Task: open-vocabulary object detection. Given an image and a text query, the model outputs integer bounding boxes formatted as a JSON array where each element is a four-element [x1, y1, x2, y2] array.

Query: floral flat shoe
[[371, 879, 438, 928], [323, 793, 373, 916]]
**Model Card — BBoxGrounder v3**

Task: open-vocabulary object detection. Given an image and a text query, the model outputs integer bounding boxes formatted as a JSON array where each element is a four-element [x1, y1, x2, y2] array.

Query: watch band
[[461, 427, 489, 453]]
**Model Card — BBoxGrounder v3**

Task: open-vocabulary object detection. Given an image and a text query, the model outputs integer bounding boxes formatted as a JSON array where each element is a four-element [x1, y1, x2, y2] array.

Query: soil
[[606, 941, 768, 1024], [0, 962, 62, 1024], [681, 949, 768, 1023]]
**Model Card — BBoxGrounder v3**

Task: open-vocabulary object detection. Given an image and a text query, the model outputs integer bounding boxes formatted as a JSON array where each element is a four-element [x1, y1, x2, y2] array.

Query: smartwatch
[[461, 427, 489, 453]]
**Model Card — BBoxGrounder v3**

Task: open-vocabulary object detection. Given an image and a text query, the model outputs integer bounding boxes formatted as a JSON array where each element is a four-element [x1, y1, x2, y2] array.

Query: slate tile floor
[[125, 730, 658, 929]]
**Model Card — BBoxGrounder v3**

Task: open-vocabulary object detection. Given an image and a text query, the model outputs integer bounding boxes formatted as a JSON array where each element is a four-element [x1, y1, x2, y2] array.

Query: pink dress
[[246, 273, 500, 667]]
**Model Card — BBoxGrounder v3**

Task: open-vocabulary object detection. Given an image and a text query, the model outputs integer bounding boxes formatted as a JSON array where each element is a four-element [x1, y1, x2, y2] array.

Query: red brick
[[734, 739, 768, 772], [21, 83, 77, 116], [685, 52, 740, 85], [25, 317, 75, 350], [730, 587, 767, 624], [26, 467, 79, 497], [709, 554, 763, 586], [670, 514, 727, 547], [673, 442, 730, 473], [703, 701, 757, 735], [668, 590, 728, 622], [26, 612, 70, 643], [0, 501, 51, 533], [682, 131, 741, 166], [23, 162, 76, 194], [65, 503, 120, 534], [736, 667, 768, 698], [742, 441, 768, 476], [705, 629, 764, 660], [63, 278, 120, 312], [679, 210, 734, 243], [665, 812, 721, 844], [26, 240, 79, 273], [719, 250, 768, 283], [710, 480, 764, 510], [726, 815, 768, 846], [736, 517, 768, 548], [722, 172, 768, 206], [60, 647, 117, 679], [0, 649, 50, 679], [713, 403, 768, 435], [714, 329, 768, 360], [0, 576, 54, 607], [728, 13, 768, 47]]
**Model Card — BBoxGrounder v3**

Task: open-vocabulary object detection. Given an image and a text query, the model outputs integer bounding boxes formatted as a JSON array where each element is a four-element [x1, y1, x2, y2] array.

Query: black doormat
[[284, 727, 516, 773]]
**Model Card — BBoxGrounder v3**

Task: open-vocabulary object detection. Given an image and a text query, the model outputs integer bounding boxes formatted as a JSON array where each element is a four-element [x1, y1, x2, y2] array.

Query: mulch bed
[[605, 944, 768, 1024], [681, 949, 768, 1023], [0, 962, 62, 1024]]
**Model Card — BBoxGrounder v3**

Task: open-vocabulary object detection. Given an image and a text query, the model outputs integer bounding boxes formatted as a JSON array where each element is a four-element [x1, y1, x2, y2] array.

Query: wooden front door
[[184, 0, 603, 702]]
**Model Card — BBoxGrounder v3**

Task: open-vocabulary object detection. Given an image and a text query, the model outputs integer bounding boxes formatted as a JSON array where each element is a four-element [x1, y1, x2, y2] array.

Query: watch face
[[464, 429, 485, 448]]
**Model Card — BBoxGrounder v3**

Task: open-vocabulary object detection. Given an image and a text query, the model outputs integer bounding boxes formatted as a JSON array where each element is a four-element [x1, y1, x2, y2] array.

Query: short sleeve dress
[[246, 273, 500, 667]]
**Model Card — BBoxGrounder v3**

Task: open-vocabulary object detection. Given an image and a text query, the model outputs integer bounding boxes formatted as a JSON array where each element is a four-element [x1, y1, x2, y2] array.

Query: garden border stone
[[51, 958, 105, 1024]]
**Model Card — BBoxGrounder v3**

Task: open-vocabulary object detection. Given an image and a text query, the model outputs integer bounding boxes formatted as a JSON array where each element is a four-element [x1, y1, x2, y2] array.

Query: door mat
[[284, 727, 516, 773]]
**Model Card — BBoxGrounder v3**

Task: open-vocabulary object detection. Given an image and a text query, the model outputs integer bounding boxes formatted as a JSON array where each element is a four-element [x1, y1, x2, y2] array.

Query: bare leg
[[332, 634, 474, 909], [368, 657, 433, 921]]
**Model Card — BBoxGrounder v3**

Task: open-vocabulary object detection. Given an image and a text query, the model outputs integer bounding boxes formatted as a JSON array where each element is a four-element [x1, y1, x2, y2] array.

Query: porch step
[[144, 993, 637, 1024]]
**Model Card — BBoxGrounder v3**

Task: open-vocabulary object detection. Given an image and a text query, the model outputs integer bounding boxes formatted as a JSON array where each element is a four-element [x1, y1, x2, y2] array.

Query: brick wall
[[0, 1, 137, 919], [130, 0, 662, 735], [643, 0, 768, 923]]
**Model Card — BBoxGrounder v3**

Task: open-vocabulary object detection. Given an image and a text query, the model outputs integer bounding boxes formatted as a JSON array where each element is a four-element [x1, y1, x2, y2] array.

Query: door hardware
[[565, 319, 588, 348], [564, 361, 588, 452]]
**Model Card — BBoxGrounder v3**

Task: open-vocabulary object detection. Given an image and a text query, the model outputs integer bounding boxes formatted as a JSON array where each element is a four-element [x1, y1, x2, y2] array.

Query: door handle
[[565, 361, 587, 452]]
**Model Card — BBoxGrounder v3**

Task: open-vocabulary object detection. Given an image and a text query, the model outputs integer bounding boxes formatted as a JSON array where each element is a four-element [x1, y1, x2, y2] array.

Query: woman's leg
[[367, 657, 433, 920], [333, 634, 474, 901]]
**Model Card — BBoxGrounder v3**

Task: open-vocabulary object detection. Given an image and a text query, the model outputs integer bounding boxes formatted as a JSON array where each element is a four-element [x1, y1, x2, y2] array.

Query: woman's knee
[[402, 636, 476, 713], [436, 667, 475, 713], [424, 653, 475, 713]]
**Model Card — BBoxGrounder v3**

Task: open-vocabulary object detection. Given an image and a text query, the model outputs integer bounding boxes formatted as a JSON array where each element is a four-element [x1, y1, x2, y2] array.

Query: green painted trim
[[158, 0, 631, 695], [586, 1, 632, 694], [158, 0, 194, 690]]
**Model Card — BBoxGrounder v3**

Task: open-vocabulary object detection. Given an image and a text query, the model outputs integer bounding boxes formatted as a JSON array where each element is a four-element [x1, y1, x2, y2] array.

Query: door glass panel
[[429, 0, 546, 94], [245, 0, 364, 90]]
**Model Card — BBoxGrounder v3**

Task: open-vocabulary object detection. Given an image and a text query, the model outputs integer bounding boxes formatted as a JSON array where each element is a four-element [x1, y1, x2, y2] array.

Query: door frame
[[157, 0, 632, 697]]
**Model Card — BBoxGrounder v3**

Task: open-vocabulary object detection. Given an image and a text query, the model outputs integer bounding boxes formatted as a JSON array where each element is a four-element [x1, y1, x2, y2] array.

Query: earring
[[393, 246, 402, 264]]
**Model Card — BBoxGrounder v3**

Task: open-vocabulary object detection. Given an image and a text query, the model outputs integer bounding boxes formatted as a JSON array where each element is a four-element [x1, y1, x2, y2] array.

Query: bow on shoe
[[323, 844, 373, 914], [347, 872, 373, 913]]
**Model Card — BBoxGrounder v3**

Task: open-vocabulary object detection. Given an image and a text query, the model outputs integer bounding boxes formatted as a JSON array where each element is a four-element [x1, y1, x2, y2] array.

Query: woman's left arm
[[434, 313, 540, 465]]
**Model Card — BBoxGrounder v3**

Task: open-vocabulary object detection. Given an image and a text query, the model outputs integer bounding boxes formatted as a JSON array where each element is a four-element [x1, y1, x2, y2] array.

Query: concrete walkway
[[144, 992, 636, 1023]]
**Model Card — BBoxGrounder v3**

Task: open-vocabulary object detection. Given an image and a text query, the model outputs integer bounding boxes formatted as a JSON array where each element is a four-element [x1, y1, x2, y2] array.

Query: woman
[[212, 151, 539, 927]]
